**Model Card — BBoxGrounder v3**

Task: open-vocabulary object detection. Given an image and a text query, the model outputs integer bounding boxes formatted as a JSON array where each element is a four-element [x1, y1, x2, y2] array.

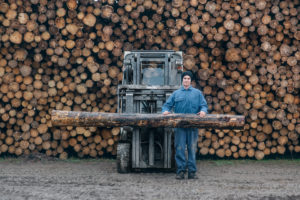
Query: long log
[[51, 110, 245, 129]]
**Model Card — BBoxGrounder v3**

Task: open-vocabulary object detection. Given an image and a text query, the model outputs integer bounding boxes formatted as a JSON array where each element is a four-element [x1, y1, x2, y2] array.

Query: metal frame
[[118, 50, 183, 170]]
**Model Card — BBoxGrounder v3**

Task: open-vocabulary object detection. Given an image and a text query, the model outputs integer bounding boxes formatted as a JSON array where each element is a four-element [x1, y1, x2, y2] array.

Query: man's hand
[[198, 111, 206, 118], [163, 111, 171, 115]]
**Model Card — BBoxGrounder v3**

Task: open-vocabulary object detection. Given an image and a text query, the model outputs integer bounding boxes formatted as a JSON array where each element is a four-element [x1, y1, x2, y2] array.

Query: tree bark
[[51, 110, 245, 129]]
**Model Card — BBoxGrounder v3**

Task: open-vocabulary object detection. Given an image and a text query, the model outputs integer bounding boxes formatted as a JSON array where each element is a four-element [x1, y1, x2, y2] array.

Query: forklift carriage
[[117, 50, 183, 173]]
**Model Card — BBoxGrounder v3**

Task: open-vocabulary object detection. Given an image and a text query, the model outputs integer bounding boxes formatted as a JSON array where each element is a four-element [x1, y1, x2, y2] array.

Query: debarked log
[[51, 110, 245, 129]]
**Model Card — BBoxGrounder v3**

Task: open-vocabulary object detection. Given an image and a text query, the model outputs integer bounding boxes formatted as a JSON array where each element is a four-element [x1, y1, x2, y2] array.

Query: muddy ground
[[0, 155, 300, 200]]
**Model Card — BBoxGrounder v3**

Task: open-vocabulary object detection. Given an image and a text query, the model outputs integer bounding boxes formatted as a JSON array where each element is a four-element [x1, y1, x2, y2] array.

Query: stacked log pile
[[0, 0, 299, 160]]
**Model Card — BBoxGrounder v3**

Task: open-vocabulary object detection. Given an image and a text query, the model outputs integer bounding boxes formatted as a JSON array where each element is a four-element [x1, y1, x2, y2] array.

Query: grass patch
[[197, 157, 300, 166], [255, 158, 300, 163], [0, 157, 21, 163], [197, 152, 300, 166], [212, 160, 234, 166], [61, 157, 115, 163]]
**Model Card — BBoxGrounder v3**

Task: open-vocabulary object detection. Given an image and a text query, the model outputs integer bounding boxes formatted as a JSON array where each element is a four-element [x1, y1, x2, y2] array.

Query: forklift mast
[[122, 50, 183, 86], [117, 50, 183, 172]]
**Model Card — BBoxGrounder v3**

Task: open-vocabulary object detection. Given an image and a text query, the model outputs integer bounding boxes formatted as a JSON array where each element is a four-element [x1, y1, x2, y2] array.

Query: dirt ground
[[0, 155, 300, 200]]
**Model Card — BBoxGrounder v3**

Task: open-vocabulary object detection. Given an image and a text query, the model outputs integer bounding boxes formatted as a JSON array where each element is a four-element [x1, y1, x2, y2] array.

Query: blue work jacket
[[162, 86, 208, 114]]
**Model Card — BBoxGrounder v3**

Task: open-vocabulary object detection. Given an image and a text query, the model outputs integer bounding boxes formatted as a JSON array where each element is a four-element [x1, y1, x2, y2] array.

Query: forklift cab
[[117, 50, 183, 173]]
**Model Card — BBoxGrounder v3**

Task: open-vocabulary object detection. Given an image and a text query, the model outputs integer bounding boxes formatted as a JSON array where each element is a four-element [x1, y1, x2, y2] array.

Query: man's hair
[[181, 71, 193, 81]]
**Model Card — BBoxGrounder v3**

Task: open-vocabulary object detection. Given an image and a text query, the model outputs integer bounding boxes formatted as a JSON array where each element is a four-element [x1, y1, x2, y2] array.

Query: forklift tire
[[116, 143, 131, 173]]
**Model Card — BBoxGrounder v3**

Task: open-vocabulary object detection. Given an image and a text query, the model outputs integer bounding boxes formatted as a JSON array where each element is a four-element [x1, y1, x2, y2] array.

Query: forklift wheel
[[116, 143, 131, 173]]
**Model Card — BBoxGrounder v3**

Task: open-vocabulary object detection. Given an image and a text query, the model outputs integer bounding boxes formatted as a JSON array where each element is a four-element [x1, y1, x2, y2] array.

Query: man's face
[[182, 75, 191, 88]]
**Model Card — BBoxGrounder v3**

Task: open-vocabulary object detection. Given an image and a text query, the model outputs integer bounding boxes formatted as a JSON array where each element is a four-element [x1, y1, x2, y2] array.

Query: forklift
[[117, 50, 183, 173], [50, 50, 244, 173]]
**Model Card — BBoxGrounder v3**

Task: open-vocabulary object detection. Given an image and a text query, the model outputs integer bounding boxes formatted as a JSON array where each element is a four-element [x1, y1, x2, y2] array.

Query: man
[[162, 71, 208, 179]]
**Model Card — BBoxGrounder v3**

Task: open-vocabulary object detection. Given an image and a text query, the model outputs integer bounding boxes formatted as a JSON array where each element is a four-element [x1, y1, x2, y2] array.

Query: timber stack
[[0, 0, 299, 160]]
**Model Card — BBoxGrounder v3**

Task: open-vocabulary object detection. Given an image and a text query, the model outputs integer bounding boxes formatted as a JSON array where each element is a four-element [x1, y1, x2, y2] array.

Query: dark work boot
[[175, 171, 185, 180], [188, 172, 198, 179]]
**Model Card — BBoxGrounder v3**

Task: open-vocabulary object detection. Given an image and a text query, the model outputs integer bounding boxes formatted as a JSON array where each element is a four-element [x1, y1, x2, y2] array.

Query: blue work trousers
[[174, 128, 198, 174]]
